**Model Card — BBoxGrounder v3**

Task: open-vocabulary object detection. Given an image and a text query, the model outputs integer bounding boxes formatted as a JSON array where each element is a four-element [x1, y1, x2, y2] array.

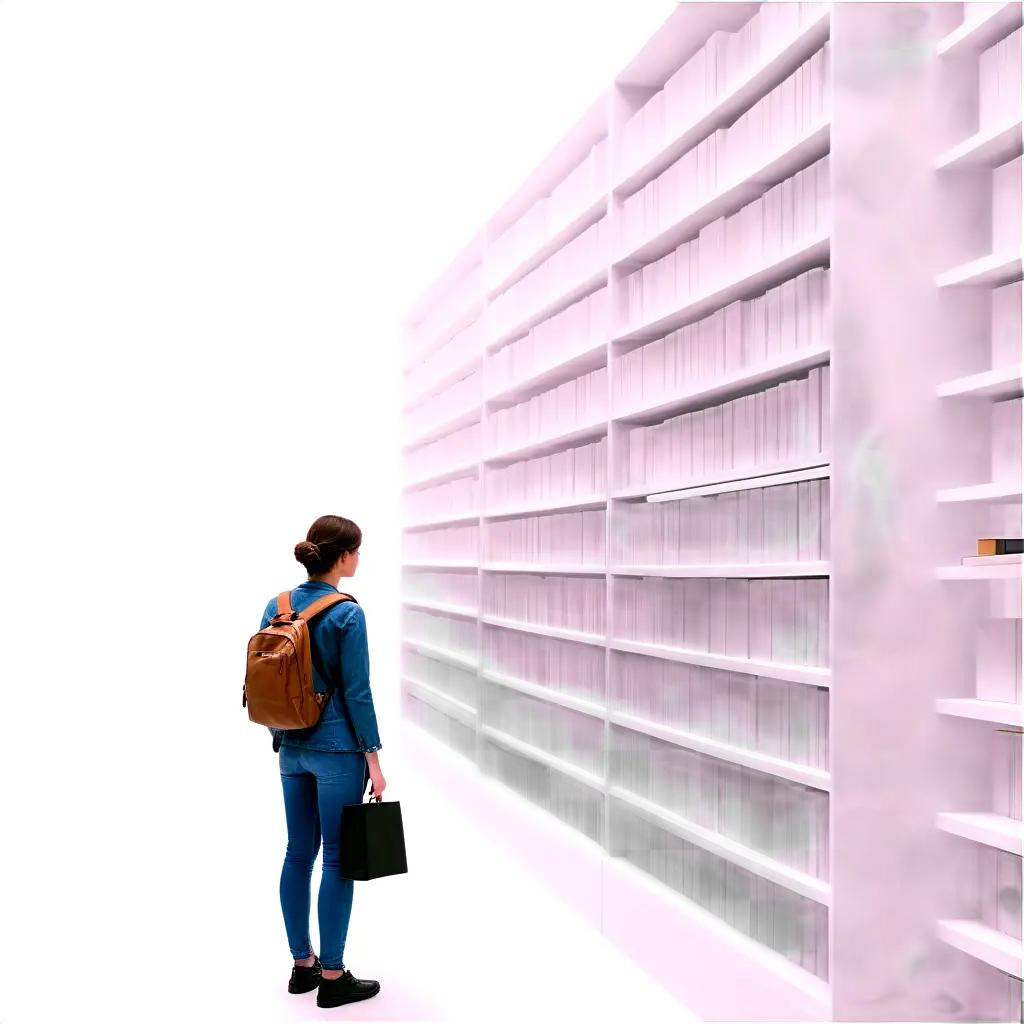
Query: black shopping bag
[[339, 794, 408, 880]]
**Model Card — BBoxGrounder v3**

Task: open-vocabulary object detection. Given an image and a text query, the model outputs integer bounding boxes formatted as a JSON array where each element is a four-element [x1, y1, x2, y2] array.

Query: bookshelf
[[401, 3, 1023, 1021], [933, 3, 1024, 1018]]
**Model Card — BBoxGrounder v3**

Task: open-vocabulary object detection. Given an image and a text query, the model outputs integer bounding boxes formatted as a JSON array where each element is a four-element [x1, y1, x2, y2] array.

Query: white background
[[0, 2, 678, 1021]]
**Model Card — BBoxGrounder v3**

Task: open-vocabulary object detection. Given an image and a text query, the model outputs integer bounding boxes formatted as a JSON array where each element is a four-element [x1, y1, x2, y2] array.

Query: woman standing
[[259, 514, 385, 1009]]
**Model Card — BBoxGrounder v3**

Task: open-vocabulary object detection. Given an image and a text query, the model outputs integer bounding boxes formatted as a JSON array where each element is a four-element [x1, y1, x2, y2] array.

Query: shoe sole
[[316, 983, 381, 1007]]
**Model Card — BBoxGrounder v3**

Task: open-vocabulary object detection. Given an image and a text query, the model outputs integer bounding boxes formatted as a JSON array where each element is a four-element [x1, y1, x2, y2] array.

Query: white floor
[[0, 718, 699, 1024], [253, 719, 700, 1023]]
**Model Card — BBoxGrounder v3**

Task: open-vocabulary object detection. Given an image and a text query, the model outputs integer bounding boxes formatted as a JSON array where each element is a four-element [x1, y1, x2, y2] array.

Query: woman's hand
[[368, 766, 386, 802]]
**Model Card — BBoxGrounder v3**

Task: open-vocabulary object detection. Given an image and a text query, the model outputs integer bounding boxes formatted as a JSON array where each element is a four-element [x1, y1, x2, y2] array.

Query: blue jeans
[[279, 746, 366, 970]]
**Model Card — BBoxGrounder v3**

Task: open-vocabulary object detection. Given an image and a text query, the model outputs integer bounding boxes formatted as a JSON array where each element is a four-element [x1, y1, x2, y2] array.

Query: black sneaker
[[288, 955, 322, 994], [316, 968, 381, 1008]]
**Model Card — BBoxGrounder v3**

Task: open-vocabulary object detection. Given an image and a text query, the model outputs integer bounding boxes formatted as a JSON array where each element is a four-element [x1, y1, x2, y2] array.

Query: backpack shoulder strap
[[297, 592, 356, 623], [276, 590, 293, 617]]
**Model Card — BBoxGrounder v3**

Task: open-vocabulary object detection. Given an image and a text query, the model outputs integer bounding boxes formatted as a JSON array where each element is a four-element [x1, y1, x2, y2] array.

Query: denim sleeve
[[335, 604, 382, 752]]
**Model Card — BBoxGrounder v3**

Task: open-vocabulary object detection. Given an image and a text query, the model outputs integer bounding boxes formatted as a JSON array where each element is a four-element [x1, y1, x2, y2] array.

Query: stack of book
[[486, 438, 607, 510], [404, 317, 482, 402], [620, 44, 831, 256], [611, 725, 829, 876], [404, 420, 481, 483], [620, 366, 830, 492], [403, 609, 479, 658], [407, 262, 483, 356], [487, 217, 608, 341], [402, 649, 478, 707], [610, 803, 829, 979], [621, 155, 829, 330], [483, 684, 605, 775], [483, 572, 606, 634], [404, 369, 481, 440], [484, 627, 606, 704], [402, 568, 478, 610], [488, 138, 609, 288], [486, 288, 608, 395], [615, 268, 829, 410], [611, 652, 829, 769], [486, 508, 606, 565], [487, 365, 608, 453], [614, 574, 830, 667], [618, 3, 829, 175], [403, 523, 479, 563], [614, 479, 830, 565], [403, 474, 479, 524]]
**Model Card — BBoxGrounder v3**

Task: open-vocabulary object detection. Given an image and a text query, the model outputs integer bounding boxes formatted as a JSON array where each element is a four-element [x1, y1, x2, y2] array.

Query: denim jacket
[[260, 580, 383, 754]]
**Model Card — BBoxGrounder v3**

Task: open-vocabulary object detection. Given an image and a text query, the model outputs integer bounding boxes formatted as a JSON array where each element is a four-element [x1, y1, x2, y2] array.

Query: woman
[[259, 514, 385, 1009]]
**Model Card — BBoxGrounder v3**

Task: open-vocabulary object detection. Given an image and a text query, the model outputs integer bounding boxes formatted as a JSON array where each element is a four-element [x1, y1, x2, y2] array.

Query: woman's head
[[294, 515, 362, 578]]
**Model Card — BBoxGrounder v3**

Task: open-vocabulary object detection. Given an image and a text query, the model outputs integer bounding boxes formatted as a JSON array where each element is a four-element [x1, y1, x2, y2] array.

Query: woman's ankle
[[295, 954, 317, 968], [321, 968, 344, 980]]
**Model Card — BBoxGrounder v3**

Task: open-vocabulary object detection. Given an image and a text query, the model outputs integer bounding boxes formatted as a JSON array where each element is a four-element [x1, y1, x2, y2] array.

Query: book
[[978, 538, 1024, 556]]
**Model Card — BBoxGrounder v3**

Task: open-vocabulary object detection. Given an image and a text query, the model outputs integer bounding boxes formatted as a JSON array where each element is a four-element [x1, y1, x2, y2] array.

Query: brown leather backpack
[[243, 590, 356, 729]]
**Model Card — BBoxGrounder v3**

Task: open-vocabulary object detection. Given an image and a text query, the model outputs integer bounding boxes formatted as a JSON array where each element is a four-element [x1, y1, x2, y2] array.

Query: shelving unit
[[400, 3, 1024, 1021], [932, 1, 1024, 1014]]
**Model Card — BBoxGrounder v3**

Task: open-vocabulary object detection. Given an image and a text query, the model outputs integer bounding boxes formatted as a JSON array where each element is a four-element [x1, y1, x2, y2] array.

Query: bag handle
[[275, 591, 357, 621]]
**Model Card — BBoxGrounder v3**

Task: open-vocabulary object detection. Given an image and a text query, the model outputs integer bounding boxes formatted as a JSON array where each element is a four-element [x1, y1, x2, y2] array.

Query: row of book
[[992, 281, 1022, 367], [403, 474, 478, 525], [611, 726, 829, 880], [992, 398, 1022, 485], [993, 732, 1022, 822], [621, 156, 830, 331], [483, 736, 605, 846], [612, 650, 829, 770], [402, 568, 478, 610], [403, 523, 479, 563], [621, 367, 831, 492], [488, 138, 609, 290], [404, 420, 480, 485], [403, 608, 478, 657], [404, 368, 481, 444], [979, 26, 1022, 132], [487, 366, 608, 453], [483, 628, 606, 704], [970, 845, 1022, 940], [404, 316, 482, 405], [402, 649, 478, 710], [481, 682, 605, 777], [486, 509, 606, 565], [487, 217, 608, 342], [612, 802, 829, 980], [485, 288, 608, 397], [404, 689, 477, 762], [617, 3, 829, 177], [619, 44, 831, 256], [614, 576, 831, 668], [406, 261, 484, 360], [614, 268, 830, 411], [482, 574, 606, 635], [486, 438, 608, 510], [613, 479, 831, 566], [992, 155, 1022, 254], [975, 618, 1023, 705]]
